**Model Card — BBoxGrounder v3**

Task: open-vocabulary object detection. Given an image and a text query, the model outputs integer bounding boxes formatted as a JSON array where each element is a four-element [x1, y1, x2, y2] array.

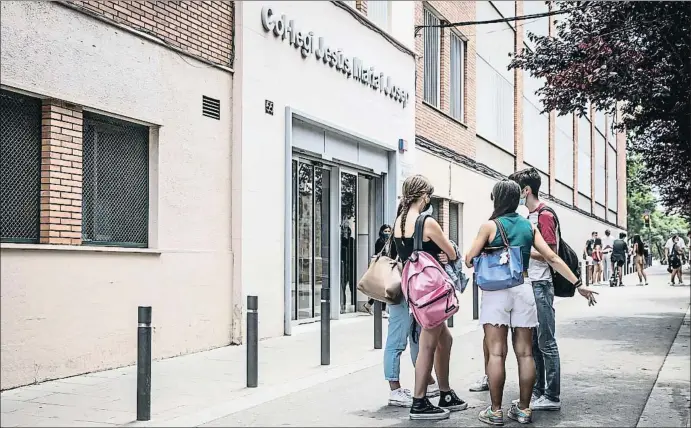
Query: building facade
[[414, 0, 627, 251], [232, 0, 416, 338], [1, 1, 234, 389]]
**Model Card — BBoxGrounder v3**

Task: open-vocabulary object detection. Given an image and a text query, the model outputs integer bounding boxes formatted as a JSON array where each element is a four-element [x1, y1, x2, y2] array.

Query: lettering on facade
[[261, 6, 410, 108]]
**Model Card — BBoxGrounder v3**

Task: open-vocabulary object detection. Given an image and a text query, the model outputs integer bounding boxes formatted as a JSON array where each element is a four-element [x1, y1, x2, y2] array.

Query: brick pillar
[[356, 0, 367, 15], [589, 104, 596, 213], [513, 0, 524, 171], [440, 27, 449, 112], [572, 113, 579, 207], [604, 114, 610, 215], [40, 99, 83, 245], [547, 14, 556, 195], [440, 199, 450, 237], [616, 105, 627, 228]]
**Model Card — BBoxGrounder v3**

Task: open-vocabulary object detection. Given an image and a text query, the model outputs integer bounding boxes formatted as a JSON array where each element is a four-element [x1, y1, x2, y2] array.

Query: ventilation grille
[[202, 96, 220, 120]]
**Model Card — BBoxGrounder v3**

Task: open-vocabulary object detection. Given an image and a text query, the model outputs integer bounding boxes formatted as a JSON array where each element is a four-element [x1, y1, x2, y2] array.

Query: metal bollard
[[447, 314, 454, 328], [246, 296, 258, 388], [472, 273, 479, 321], [374, 301, 382, 349], [137, 306, 152, 421], [321, 287, 330, 365], [585, 261, 591, 287]]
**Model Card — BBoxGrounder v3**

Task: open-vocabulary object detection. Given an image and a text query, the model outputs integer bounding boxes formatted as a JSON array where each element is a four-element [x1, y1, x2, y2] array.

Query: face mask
[[382, 232, 391, 239], [519, 190, 527, 206]]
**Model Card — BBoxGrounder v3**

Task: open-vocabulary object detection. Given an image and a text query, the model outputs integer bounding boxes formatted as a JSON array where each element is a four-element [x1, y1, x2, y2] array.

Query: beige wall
[[1, 2, 233, 389]]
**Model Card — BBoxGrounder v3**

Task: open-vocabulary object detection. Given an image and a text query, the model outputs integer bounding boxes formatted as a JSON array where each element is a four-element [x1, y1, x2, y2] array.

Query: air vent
[[202, 96, 220, 120]]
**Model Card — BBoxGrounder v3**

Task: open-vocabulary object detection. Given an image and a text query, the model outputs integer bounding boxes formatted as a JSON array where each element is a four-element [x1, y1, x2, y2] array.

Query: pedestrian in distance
[[610, 233, 628, 287], [465, 179, 595, 426], [601, 229, 614, 283], [632, 235, 649, 286], [393, 175, 467, 420]]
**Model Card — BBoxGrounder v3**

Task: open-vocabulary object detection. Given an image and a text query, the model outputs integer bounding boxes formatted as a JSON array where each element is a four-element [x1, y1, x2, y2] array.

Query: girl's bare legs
[[413, 326, 442, 398], [511, 327, 536, 409], [484, 324, 509, 411], [433, 324, 453, 392]]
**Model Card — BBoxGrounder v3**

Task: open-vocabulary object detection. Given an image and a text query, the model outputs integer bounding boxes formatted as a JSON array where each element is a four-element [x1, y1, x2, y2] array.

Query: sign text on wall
[[261, 6, 410, 108]]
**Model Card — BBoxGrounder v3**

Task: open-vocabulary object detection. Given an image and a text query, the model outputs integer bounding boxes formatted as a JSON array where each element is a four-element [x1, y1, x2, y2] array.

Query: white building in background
[[232, 1, 416, 337]]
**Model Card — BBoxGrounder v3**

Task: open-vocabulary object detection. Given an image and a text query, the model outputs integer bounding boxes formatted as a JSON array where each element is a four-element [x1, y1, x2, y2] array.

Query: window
[[607, 145, 618, 209], [367, 1, 390, 30], [578, 116, 592, 196], [430, 197, 442, 224], [449, 202, 461, 245], [555, 113, 574, 186], [82, 112, 149, 247], [594, 132, 606, 204], [423, 7, 440, 107], [0, 90, 41, 243], [450, 33, 465, 121]]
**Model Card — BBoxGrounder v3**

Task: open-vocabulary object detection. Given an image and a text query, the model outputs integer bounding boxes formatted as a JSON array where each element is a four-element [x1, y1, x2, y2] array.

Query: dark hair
[[619, 232, 626, 239], [605, 229, 611, 236], [490, 180, 520, 220], [633, 235, 644, 254], [378, 224, 392, 240], [592, 231, 598, 236], [508, 167, 541, 197]]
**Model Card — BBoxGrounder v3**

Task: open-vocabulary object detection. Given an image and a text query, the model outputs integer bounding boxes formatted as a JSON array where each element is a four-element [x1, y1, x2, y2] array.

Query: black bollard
[[321, 287, 330, 365], [246, 296, 258, 388], [585, 261, 591, 287], [447, 314, 454, 328], [373, 301, 383, 349], [472, 273, 479, 321], [137, 306, 152, 421]]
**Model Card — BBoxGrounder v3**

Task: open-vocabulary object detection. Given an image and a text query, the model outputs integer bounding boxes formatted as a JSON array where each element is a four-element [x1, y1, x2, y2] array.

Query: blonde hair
[[397, 175, 434, 239]]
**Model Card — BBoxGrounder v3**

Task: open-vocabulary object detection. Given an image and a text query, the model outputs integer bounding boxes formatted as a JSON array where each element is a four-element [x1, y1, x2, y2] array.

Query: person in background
[[364, 224, 393, 317], [669, 236, 685, 286], [592, 234, 603, 284], [611, 232, 628, 287], [632, 235, 649, 286], [583, 232, 600, 285], [601, 230, 614, 283]]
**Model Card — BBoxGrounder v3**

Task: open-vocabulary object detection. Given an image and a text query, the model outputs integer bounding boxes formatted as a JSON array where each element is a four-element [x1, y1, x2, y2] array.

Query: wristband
[[574, 279, 583, 288]]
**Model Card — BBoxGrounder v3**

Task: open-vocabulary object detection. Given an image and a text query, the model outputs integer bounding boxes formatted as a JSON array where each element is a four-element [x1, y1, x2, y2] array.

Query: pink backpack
[[401, 214, 459, 329]]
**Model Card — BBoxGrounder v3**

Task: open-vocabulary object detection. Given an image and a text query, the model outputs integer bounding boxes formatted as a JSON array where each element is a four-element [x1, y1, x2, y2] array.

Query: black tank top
[[394, 216, 443, 263]]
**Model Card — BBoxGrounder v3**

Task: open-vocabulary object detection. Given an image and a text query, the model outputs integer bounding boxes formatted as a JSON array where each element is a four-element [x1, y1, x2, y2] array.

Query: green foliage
[[626, 153, 688, 258]]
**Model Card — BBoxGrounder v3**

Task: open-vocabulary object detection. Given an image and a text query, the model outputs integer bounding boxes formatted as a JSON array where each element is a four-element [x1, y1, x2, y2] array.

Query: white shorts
[[479, 282, 538, 329]]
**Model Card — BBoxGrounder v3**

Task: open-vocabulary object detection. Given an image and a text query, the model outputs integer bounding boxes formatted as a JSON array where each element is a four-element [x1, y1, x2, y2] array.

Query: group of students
[[374, 168, 597, 425], [584, 230, 651, 287]]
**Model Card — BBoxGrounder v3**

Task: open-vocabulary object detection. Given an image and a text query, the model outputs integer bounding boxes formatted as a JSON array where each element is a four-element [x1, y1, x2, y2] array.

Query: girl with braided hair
[[392, 175, 467, 420]]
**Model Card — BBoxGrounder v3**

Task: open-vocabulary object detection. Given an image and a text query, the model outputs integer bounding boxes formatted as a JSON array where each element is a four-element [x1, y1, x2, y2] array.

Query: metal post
[[137, 306, 152, 422], [585, 261, 591, 286], [321, 287, 330, 365], [447, 314, 454, 328], [247, 296, 258, 388], [472, 273, 479, 321], [373, 301, 383, 349]]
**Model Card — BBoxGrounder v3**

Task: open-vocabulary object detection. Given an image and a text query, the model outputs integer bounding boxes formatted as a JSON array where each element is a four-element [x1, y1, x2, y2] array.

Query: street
[[1, 265, 689, 427]]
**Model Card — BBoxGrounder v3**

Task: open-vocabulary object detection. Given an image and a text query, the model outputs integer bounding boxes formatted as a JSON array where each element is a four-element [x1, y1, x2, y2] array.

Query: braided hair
[[397, 175, 434, 245]]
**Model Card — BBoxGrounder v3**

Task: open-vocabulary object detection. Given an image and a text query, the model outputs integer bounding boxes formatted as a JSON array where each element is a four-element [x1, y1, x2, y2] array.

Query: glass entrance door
[[291, 160, 330, 321]]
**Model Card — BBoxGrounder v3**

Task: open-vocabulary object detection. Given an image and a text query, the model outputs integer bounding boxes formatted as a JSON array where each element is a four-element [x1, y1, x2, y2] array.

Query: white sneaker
[[512, 392, 540, 408], [426, 381, 440, 397], [469, 375, 489, 392], [388, 388, 413, 407], [531, 395, 561, 411]]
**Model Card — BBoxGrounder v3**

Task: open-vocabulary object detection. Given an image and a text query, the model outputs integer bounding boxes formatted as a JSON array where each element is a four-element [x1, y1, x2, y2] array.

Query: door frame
[[283, 107, 399, 336]]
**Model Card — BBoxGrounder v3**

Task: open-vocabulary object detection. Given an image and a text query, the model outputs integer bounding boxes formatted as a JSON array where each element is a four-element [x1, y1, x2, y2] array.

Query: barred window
[[449, 202, 460, 245], [423, 7, 440, 107], [430, 197, 442, 225], [82, 112, 149, 247], [0, 90, 41, 243]]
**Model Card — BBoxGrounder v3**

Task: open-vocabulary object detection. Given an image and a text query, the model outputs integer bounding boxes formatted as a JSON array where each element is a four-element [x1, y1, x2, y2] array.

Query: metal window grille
[[430, 197, 442, 224], [82, 112, 149, 247], [0, 90, 41, 243], [449, 202, 460, 245], [423, 8, 440, 107], [450, 33, 465, 121]]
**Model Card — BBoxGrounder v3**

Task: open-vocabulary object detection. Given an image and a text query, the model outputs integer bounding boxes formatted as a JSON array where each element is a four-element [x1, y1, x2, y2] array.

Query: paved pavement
[[1, 265, 689, 427]]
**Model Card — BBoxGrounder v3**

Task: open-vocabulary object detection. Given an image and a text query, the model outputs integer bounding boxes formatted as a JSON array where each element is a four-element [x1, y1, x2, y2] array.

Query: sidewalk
[[2, 266, 688, 427], [637, 307, 691, 427], [1, 291, 483, 427]]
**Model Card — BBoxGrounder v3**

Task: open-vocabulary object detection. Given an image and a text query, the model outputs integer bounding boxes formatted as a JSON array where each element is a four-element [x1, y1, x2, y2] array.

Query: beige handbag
[[357, 238, 403, 305]]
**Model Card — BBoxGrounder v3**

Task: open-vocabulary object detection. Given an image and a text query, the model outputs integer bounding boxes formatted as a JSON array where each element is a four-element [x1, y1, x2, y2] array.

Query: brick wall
[[40, 100, 83, 245], [356, 0, 367, 15], [513, 0, 524, 171], [67, 0, 233, 68], [415, 1, 476, 158]]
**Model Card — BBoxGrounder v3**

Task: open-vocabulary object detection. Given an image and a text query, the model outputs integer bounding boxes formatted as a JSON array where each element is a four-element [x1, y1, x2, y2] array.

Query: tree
[[626, 152, 688, 259], [509, 2, 691, 220]]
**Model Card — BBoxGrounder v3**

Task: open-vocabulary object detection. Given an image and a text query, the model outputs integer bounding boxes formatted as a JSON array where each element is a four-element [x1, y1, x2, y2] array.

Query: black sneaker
[[409, 397, 450, 420], [438, 389, 468, 411]]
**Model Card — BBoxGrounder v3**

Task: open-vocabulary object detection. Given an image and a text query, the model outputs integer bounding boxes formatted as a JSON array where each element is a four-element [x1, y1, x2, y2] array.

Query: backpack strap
[[413, 213, 430, 251], [537, 205, 562, 240]]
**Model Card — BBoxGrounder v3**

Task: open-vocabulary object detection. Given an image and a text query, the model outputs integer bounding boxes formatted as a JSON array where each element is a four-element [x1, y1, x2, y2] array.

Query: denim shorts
[[479, 282, 538, 328]]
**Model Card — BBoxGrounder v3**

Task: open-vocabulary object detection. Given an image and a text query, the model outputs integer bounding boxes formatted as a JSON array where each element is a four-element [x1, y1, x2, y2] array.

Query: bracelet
[[574, 279, 583, 288]]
